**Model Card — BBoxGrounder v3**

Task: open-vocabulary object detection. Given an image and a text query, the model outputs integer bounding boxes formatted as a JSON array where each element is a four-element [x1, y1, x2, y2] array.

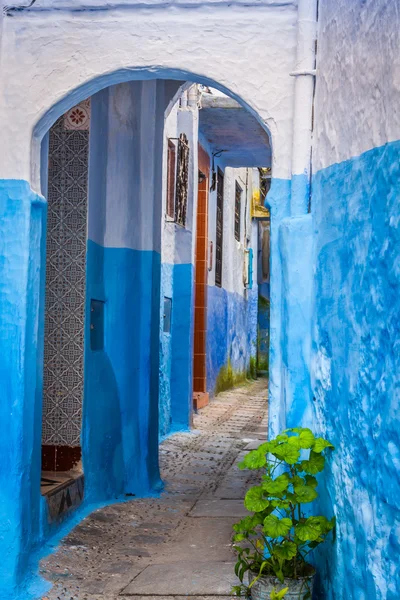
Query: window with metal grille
[[175, 133, 189, 227], [166, 139, 177, 220], [235, 181, 242, 241], [215, 168, 224, 287]]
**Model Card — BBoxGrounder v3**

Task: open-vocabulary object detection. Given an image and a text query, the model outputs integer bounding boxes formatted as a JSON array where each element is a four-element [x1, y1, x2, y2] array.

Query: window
[[215, 168, 224, 287], [166, 139, 176, 219], [234, 181, 242, 241], [175, 133, 189, 227]]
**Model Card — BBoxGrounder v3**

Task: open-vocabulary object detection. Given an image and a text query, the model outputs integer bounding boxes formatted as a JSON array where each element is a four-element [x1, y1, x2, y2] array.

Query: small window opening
[[166, 139, 177, 220], [235, 181, 242, 242], [175, 133, 190, 227]]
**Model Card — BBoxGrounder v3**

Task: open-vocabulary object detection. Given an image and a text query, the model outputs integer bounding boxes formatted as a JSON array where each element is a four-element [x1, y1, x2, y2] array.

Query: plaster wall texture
[[309, 1, 400, 599], [0, 1, 297, 184]]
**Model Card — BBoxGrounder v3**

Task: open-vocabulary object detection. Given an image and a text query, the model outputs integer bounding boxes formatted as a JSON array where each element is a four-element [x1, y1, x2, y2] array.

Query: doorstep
[[194, 391, 210, 410], [41, 471, 84, 522]]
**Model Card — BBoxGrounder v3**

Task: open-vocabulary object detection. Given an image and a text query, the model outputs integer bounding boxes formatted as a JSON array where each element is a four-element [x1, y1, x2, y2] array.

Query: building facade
[[0, 0, 399, 599]]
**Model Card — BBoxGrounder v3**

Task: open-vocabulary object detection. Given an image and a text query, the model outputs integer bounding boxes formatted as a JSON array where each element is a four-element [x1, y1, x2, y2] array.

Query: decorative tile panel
[[42, 101, 90, 447]]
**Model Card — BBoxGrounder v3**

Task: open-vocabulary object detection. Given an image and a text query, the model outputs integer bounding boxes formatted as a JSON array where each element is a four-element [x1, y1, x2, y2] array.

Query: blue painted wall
[[159, 262, 194, 437], [264, 177, 291, 434], [311, 141, 400, 600], [0, 180, 46, 597], [206, 284, 256, 394], [84, 240, 162, 501], [279, 214, 313, 429]]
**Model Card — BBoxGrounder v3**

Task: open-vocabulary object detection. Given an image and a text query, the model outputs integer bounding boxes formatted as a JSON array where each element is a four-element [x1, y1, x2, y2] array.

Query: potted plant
[[231, 427, 335, 600]]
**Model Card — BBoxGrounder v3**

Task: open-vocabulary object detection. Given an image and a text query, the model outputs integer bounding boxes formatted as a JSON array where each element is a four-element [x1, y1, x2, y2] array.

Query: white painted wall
[[0, 1, 298, 186], [87, 80, 178, 252], [207, 165, 257, 296], [162, 92, 199, 266], [313, 0, 400, 172]]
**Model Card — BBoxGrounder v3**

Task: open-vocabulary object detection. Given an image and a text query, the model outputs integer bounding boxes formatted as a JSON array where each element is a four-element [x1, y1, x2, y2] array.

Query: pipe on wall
[[290, 0, 318, 216]]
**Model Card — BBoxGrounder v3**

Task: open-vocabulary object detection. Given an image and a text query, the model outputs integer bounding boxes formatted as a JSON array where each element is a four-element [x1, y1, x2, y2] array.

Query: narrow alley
[[41, 379, 268, 600]]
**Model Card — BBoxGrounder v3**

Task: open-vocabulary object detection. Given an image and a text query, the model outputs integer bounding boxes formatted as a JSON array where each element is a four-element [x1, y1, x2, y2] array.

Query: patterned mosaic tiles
[[42, 100, 90, 447]]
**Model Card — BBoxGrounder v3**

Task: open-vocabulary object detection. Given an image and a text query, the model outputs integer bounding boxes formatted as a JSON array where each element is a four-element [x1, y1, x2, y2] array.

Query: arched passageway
[[1, 48, 288, 595], [13, 71, 274, 600]]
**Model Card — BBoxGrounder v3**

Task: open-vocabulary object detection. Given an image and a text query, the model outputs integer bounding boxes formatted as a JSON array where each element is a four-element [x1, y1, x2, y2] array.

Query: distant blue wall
[[311, 141, 400, 600], [206, 284, 256, 394]]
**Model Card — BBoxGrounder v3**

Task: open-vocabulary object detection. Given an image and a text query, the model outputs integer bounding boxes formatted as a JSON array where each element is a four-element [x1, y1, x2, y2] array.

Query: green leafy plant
[[231, 428, 335, 598], [270, 588, 288, 600]]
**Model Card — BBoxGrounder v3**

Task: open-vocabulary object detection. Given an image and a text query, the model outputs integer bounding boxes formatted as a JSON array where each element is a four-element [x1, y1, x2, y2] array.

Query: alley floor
[[41, 378, 268, 600]]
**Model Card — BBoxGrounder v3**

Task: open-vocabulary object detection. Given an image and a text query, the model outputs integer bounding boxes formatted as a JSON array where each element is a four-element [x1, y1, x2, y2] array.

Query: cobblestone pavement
[[41, 378, 268, 600]]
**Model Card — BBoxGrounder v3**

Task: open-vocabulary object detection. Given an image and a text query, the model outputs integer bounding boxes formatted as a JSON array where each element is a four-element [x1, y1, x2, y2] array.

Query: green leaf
[[310, 515, 335, 534], [276, 433, 289, 442], [271, 499, 291, 510], [272, 540, 297, 560], [263, 514, 292, 538], [271, 588, 289, 600], [233, 533, 247, 542], [287, 435, 301, 449], [301, 451, 325, 474], [313, 437, 335, 453], [295, 517, 324, 541], [239, 449, 267, 470], [304, 475, 318, 488], [262, 474, 290, 495], [298, 429, 315, 449], [244, 487, 270, 512], [293, 485, 318, 503], [231, 585, 244, 597], [273, 444, 301, 465], [233, 514, 264, 533]]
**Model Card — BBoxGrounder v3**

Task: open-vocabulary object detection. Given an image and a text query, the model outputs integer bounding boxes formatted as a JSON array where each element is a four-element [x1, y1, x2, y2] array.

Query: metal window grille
[[166, 139, 176, 219], [215, 168, 224, 287], [235, 181, 242, 242], [175, 133, 189, 227]]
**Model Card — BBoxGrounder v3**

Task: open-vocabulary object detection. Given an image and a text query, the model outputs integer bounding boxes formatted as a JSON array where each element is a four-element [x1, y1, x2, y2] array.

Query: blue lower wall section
[[0, 199, 165, 599], [279, 214, 313, 429], [264, 177, 291, 435], [206, 284, 257, 395], [0, 181, 46, 598], [84, 240, 162, 501], [159, 262, 193, 438], [311, 141, 400, 600]]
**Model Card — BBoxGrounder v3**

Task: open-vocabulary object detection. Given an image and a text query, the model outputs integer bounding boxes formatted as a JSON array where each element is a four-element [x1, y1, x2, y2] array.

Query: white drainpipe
[[290, 0, 318, 215], [187, 85, 199, 109]]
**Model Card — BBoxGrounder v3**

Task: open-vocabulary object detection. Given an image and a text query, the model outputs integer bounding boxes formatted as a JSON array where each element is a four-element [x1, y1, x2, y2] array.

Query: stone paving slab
[[154, 518, 236, 563], [189, 499, 248, 518], [122, 561, 238, 595]]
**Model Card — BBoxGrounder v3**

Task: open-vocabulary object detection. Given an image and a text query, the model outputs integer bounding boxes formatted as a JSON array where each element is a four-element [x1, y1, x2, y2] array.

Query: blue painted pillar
[[0, 180, 46, 594], [265, 178, 291, 436], [279, 214, 314, 428]]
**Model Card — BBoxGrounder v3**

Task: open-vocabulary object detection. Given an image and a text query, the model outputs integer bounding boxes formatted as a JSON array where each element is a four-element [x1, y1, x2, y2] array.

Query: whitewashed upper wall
[[0, 1, 297, 184], [5, 0, 294, 6], [207, 165, 256, 296], [313, 0, 400, 172]]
